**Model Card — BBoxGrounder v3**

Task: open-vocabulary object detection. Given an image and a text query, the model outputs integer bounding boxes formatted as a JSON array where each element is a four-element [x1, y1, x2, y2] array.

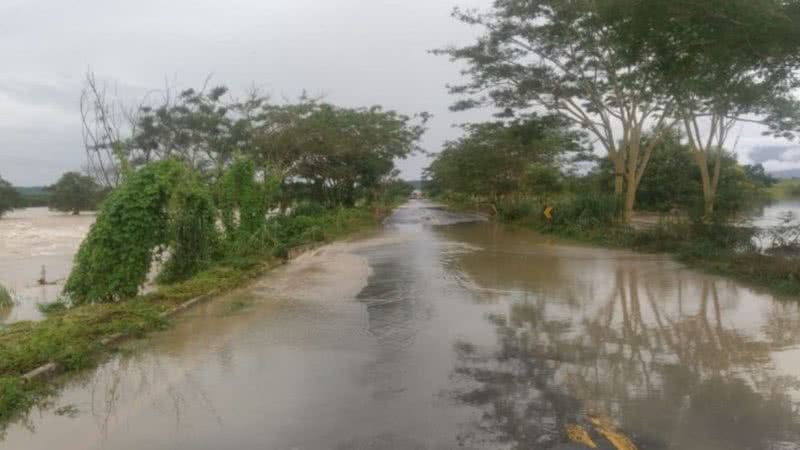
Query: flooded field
[[0, 208, 94, 324], [2, 201, 800, 449]]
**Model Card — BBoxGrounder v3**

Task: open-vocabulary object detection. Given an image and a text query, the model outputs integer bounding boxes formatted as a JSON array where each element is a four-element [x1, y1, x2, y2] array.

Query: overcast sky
[[1, 0, 798, 186]]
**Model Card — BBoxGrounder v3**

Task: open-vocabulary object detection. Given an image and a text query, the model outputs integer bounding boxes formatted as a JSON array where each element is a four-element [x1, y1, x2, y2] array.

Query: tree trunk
[[613, 154, 625, 195], [624, 178, 637, 223], [695, 152, 716, 221], [621, 131, 642, 224]]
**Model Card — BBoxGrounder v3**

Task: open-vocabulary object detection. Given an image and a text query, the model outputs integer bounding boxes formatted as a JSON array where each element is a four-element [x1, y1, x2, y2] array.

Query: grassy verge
[[526, 221, 800, 297], [0, 206, 385, 430], [440, 194, 800, 298]]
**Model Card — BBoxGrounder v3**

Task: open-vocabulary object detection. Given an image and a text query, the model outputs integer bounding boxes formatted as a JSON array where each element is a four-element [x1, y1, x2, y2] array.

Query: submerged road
[[3, 201, 800, 449]]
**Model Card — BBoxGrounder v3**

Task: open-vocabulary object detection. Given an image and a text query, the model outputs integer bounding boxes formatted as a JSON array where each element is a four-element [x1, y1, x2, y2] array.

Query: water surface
[[0, 207, 94, 324], [2, 201, 799, 449]]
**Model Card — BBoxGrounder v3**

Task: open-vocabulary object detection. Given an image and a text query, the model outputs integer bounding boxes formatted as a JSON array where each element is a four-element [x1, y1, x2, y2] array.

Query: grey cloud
[[749, 145, 800, 164], [0, 0, 794, 186]]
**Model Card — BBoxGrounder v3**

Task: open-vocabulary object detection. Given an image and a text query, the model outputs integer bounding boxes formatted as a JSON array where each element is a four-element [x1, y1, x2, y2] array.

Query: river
[[0, 207, 94, 324], [2, 200, 799, 449]]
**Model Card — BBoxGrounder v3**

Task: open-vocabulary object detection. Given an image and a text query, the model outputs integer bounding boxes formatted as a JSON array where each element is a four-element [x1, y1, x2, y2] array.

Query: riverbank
[[0, 206, 385, 429], [440, 197, 800, 299]]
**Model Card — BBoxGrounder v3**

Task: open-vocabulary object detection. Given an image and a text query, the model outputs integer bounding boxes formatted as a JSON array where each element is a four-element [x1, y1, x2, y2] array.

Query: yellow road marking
[[565, 423, 597, 448], [588, 416, 639, 450]]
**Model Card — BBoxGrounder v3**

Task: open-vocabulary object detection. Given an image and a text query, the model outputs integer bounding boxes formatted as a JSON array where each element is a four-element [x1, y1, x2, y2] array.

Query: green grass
[[0, 205, 386, 431]]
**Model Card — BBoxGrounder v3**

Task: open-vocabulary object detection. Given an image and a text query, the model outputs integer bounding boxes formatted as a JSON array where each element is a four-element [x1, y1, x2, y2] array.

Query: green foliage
[[617, 0, 800, 138], [264, 207, 376, 258], [0, 377, 37, 424], [425, 116, 585, 201], [0, 284, 13, 308], [48, 172, 101, 215], [380, 179, 415, 203], [262, 101, 427, 207], [64, 161, 185, 304], [158, 180, 218, 283], [0, 300, 165, 376], [130, 86, 239, 171], [0, 175, 20, 218], [216, 158, 279, 254], [551, 193, 620, 228]]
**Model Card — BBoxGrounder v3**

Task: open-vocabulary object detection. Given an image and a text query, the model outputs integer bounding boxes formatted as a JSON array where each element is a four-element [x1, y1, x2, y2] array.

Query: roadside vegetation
[[427, 0, 800, 297], [0, 176, 20, 218], [0, 80, 421, 429], [770, 179, 800, 200]]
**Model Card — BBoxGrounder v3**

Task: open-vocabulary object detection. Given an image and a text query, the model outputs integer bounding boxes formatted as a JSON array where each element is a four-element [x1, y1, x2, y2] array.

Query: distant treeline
[[15, 186, 50, 207]]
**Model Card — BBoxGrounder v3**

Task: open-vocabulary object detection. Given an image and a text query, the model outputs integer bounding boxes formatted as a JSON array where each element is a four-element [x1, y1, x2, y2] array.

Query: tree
[[260, 101, 428, 207], [425, 115, 585, 202], [0, 175, 20, 218], [616, 0, 800, 218], [130, 85, 240, 173], [435, 0, 675, 221], [48, 172, 101, 215]]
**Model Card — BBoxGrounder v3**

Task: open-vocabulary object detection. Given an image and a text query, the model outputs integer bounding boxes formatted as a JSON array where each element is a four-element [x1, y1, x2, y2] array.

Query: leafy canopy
[[48, 172, 101, 215], [425, 115, 585, 199]]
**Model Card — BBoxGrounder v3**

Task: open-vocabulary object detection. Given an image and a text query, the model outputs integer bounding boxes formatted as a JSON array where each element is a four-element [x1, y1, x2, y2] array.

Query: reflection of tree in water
[[451, 304, 583, 449], [451, 268, 800, 449]]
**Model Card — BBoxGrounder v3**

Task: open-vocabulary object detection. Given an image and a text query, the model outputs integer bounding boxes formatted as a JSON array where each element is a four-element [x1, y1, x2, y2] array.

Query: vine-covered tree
[[0, 175, 20, 218], [48, 172, 101, 215], [435, 0, 675, 221], [64, 161, 186, 303]]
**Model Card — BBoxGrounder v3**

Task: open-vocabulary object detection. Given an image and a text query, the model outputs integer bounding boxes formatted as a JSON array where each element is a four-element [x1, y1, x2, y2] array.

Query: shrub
[[552, 193, 620, 227], [496, 198, 540, 222], [0, 284, 13, 308], [158, 181, 219, 283]]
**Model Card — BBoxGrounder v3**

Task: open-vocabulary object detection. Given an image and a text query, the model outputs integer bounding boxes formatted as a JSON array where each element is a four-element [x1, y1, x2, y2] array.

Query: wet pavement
[[2, 201, 800, 449]]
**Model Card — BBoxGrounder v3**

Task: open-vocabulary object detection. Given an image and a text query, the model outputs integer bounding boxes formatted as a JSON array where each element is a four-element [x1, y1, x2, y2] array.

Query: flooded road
[[0, 208, 94, 324], [3, 201, 800, 449]]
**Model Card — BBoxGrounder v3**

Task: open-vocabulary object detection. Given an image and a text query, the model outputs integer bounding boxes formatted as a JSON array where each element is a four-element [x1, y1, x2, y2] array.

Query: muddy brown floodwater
[[3, 201, 800, 449], [0, 208, 94, 324]]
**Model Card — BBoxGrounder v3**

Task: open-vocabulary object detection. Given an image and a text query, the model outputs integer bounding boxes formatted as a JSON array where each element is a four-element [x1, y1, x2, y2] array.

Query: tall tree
[[0, 175, 20, 218], [48, 172, 101, 215], [617, 0, 800, 218], [435, 0, 675, 221]]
